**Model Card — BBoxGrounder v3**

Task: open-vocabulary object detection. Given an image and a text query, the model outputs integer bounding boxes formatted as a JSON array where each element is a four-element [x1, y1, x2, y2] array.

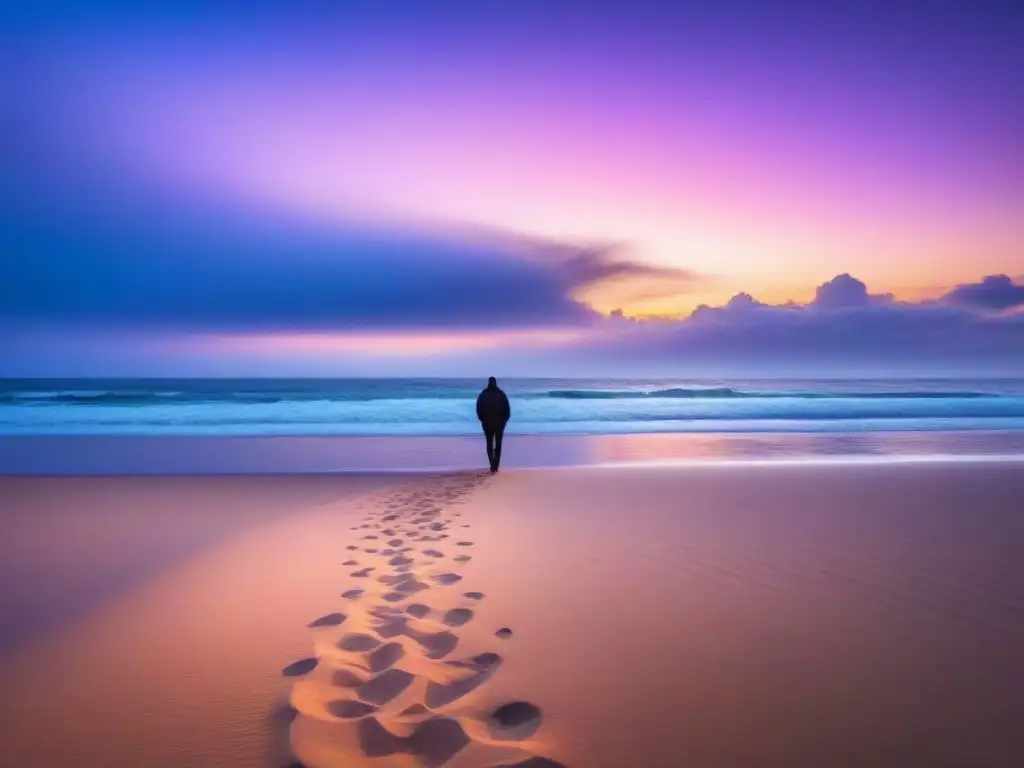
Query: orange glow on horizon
[[204, 328, 592, 356]]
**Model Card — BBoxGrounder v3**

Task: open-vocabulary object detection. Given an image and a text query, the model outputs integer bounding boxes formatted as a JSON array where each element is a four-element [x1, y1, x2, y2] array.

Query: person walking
[[476, 377, 511, 472]]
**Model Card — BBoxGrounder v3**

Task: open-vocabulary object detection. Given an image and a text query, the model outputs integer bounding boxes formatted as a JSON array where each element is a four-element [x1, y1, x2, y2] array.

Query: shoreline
[[5, 429, 1024, 474]]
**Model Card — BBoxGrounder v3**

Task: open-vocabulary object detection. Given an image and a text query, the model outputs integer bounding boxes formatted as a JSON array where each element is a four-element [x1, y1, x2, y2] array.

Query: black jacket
[[476, 384, 511, 428]]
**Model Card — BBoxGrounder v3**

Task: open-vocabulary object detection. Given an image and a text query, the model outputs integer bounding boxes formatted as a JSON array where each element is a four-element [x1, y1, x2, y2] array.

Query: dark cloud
[[0, 225, 578, 332], [474, 233, 700, 304], [940, 274, 1024, 311], [1, 198, 706, 332], [554, 247, 698, 293]]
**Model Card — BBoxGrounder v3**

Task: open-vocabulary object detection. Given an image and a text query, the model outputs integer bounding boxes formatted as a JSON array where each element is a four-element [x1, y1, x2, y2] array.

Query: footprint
[[358, 715, 470, 765], [368, 642, 405, 672], [434, 573, 463, 586], [423, 549, 444, 558], [446, 652, 502, 672], [342, 559, 359, 566], [443, 608, 473, 627], [495, 627, 513, 639], [406, 604, 430, 619], [471, 652, 502, 669], [282, 658, 318, 677], [370, 606, 405, 620], [382, 591, 408, 602], [380, 549, 396, 556], [358, 668, 415, 705], [379, 574, 429, 594], [463, 592, 484, 600], [346, 545, 359, 551], [497, 759, 569, 768], [413, 630, 459, 659], [388, 539, 403, 546], [410, 717, 473, 764], [425, 667, 494, 708], [338, 633, 381, 652], [456, 541, 473, 547], [327, 699, 377, 719], [454, 555, 472, 563], [361, 535, 379, 540], [332, 669, 366, 687], [342, 589, 364, 600], [307, 613, 346, 628], [364, 548, 379, 554], [371, 621, 458, 659], [488, 701, 543, 741], [373, 616, 409, 639], [351, 568, 373, 578], [388, 555, 413, 566], [400, 703, 431, 717]]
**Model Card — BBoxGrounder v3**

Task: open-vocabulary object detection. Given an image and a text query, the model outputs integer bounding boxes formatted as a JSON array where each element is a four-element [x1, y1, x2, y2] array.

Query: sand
[[1, 463, 1022, 767]]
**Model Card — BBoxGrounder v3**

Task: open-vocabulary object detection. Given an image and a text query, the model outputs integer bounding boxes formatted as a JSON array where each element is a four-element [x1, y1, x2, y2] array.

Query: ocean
[[2, 376, 1024, 436], [4, 377, 1024, 436], [6, 376, 1024, 473]]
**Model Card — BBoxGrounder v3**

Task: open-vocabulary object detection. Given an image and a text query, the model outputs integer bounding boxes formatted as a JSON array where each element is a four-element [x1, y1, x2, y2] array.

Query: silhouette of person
[[476, 376, 511, 472]]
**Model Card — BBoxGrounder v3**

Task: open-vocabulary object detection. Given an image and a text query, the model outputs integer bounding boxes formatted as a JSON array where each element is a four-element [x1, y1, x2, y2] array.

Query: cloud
[[810, 273, 893, 310], [554, 247, 698, 295], [940, 274, 1024, 311], [1, 154, 1020, 375], [0, 198, 702, 333], [572, 274, 1024, 373], [471, 232, 701, 305]]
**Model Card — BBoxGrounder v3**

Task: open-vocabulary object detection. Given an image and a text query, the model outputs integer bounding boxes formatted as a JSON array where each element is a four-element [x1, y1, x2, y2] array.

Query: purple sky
[[3, 1, 1023, 375]]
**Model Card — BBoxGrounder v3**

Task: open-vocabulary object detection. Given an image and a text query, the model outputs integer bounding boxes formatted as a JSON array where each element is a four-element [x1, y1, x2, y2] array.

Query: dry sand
[[1, 463, 1022, 767]]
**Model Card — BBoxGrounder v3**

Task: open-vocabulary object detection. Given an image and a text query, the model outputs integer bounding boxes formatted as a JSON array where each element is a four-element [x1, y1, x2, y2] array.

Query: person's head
[[487, 376, 497, 388]]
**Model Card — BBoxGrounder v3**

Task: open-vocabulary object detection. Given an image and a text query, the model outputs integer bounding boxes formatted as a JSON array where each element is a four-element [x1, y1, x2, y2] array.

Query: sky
[[2, 0, 1023, 376]]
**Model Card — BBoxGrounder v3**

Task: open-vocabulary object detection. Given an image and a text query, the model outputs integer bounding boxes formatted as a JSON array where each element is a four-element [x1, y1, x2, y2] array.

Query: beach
[[1, 462, 1022, 767]]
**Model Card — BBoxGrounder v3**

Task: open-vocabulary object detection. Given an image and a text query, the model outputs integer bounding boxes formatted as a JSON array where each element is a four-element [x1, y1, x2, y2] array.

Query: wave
[[545, 388, 997, 400], [547, 387, 741, 399], [0, 391, 186, 405], [1, 391, 201, 405], [2, 389, 466, 405], [0, 386, 1008, 407]]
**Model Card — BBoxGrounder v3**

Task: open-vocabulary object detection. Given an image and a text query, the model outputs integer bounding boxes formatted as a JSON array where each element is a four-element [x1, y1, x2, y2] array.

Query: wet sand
[[6, 431, 1024, 474], [1, 463, 1022, 767]]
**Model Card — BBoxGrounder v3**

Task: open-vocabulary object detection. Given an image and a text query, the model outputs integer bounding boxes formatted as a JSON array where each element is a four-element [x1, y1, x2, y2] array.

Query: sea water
[[3, 377, 1024, 436]]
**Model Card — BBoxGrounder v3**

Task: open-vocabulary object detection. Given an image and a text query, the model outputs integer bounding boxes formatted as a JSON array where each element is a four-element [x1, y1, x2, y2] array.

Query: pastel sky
[[2, 1, 1023, 375]]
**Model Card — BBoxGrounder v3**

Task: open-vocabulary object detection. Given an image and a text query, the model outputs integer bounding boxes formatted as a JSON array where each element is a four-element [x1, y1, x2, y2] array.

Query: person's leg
[[494, 426, 504, 469], [483, 426, 495, 469]]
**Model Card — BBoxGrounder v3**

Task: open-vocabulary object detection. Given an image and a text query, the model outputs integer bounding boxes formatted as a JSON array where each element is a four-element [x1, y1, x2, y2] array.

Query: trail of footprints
[[282, 473, 566, 768]]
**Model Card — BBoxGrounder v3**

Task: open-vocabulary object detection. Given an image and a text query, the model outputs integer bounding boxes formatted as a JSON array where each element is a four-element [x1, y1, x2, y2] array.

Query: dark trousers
[[483, 423, 505, 470]]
